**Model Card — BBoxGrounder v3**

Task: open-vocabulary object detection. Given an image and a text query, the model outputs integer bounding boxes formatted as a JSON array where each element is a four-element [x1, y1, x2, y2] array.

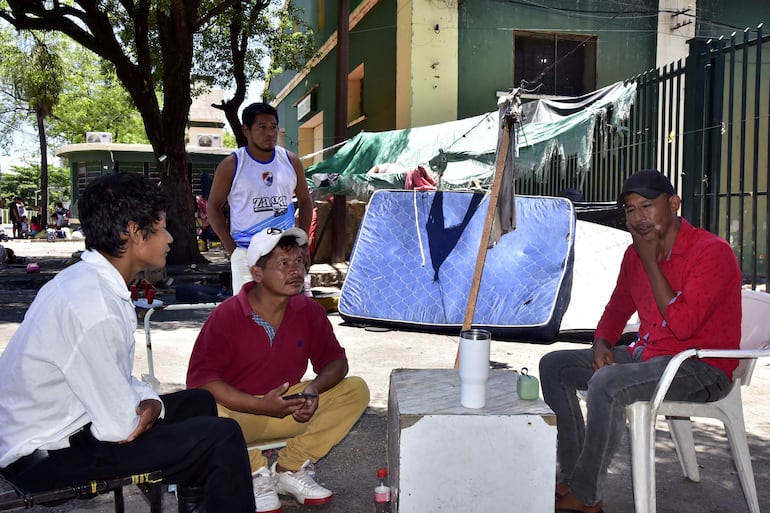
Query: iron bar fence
[[515, 25, 770, 289]]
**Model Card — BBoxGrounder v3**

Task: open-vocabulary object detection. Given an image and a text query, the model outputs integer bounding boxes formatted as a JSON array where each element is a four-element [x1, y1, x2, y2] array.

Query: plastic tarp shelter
[[306, 82, 636, 195]]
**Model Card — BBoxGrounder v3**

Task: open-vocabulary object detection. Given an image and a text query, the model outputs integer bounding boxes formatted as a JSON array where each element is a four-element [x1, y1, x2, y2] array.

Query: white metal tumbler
[[458, 328, 491, 408]]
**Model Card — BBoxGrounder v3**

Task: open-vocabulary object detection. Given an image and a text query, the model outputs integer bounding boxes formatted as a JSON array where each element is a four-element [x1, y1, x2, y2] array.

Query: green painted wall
[[457, 0, 658, 119], [349, 1, 398, 130], [267, 0, 371, 98], [269, 0, 769, 144], [696, 0, 770, 37], [272, 0, 397, 155]]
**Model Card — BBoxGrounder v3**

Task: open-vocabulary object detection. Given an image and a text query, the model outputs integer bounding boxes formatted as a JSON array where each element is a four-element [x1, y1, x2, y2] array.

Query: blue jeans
[[539, 346, 730, 506]]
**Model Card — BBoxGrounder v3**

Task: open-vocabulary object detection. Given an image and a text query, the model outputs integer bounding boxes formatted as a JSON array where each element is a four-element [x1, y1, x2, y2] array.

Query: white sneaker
[[252, 467, 282, 513], [273, 460, 333, 506]]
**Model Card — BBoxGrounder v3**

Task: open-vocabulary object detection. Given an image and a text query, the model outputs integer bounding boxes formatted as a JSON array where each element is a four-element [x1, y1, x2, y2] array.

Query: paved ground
[[1, 239, 769, 512]]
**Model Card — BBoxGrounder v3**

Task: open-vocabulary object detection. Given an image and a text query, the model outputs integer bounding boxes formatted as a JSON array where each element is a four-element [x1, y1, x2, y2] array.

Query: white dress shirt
[[0, 250, 162, 468]]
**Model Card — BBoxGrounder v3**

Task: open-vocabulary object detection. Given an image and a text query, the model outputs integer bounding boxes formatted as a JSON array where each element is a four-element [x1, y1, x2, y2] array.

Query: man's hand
[[224, 240, 237, 257], [592, 339, 616, 371], [261, 382, 308, 419], [627, 219, 678, 316], [626, 221, 662, 264], [121, 399, 162, 443], [290, 384, 319, 423]]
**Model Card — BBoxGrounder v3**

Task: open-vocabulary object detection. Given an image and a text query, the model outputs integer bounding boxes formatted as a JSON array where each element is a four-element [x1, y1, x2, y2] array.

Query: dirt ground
[[1, 239, 769, 513]]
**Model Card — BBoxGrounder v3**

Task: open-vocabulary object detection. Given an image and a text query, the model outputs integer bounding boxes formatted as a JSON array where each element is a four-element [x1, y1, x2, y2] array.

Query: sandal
[[555, 482, 569, 501], [555, 491, 604, 513]]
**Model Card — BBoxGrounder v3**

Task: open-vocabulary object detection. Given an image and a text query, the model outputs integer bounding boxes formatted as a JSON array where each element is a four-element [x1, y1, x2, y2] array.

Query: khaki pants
[[218, 376, 369, 472]]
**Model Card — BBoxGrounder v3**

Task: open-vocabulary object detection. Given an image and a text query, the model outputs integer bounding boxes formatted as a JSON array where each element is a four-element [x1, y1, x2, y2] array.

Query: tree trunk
[[222, 99, 247, 148], [154, 7, 206, 265], [37, 113, 49, 230], [161, 153, 206, 265]]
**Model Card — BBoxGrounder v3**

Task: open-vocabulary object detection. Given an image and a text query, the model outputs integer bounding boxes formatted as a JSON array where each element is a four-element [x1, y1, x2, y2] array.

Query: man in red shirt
[[186, 227, 369, 513], [540, 170, 741, 513]]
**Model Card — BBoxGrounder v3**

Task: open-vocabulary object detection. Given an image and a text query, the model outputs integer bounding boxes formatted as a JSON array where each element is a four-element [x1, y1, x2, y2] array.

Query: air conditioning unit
[[196, 133, 222, 148], [86, 132, 113, 144]]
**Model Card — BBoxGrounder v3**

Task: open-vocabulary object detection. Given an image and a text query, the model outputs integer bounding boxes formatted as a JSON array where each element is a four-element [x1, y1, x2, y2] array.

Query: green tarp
[[306, 81, 636, 196]]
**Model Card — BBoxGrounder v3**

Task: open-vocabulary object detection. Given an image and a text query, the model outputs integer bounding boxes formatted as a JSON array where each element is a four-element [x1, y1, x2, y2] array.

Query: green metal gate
[[683, 26, 770, 288]]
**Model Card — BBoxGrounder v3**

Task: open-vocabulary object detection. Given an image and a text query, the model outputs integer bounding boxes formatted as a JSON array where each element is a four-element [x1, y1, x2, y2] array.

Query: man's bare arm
[[207, 156, 237, 254]]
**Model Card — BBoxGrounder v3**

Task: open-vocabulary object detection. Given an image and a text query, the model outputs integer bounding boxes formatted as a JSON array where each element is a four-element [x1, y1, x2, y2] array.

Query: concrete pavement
[[1, 238, 769, 512]]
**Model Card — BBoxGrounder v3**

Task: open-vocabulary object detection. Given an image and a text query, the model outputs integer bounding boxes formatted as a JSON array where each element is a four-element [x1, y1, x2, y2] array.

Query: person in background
[[9, 197, 23, 239], [0, 173, 256, 513], [54, 201, 69, 227], [187, 227, 369, 513], [29, 216, 42, 238], [206, 102, 313, 293], [19, 215, 29, 239], [540, 170, 741, 513]]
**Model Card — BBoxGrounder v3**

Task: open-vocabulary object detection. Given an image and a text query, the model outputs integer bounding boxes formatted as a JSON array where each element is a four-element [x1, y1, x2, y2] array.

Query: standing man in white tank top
[[208, 103, 313, 293]]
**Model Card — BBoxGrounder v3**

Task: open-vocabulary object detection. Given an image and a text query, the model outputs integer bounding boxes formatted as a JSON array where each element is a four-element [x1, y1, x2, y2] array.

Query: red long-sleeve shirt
[[594, 218, 741, 379]]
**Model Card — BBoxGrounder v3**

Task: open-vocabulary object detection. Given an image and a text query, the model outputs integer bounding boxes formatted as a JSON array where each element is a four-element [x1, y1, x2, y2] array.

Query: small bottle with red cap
[[374, 467, 392, 513]]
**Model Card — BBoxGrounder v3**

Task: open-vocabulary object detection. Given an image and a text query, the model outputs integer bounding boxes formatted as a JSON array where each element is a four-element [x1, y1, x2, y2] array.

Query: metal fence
[[514, 65, 688, 201], [516, 25, 770, 288], [686, 26, 770, 288]]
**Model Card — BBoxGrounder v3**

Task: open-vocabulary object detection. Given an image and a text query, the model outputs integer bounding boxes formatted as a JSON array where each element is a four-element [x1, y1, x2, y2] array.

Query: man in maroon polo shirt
[[187, 227, 369, 513]]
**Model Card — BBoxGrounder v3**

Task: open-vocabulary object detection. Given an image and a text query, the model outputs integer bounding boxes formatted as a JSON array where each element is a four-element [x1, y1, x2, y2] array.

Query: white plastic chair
[[626, 288, 770, 513]]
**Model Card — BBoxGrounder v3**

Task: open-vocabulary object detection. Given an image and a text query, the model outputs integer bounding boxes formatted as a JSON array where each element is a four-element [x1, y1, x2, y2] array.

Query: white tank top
[[228, 146, 298, 248]]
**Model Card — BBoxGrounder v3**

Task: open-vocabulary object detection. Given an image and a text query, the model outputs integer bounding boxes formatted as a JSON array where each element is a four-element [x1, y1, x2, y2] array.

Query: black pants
[[4, 389, 255, 512]]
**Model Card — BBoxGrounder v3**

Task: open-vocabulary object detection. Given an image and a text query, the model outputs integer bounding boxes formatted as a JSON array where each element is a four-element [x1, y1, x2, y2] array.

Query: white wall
[[656, 0, 697, 67], [396, 0, 459, 129]]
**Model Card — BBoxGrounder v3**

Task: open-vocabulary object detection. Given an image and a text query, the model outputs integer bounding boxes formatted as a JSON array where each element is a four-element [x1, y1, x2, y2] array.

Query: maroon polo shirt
[[187, 282, 347, 395]]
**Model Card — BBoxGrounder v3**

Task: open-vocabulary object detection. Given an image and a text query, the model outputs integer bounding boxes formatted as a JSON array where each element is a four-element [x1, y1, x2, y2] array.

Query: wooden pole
[[453, 120, 512, 368], [332, 0, 350, 263]]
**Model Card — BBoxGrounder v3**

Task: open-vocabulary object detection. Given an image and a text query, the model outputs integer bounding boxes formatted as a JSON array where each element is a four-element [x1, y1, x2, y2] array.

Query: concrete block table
[[387, 368, 556, 513]]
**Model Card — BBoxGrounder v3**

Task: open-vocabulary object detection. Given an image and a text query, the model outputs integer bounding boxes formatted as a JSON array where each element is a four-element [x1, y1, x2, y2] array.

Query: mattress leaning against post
[[338, 190, 576, 342]]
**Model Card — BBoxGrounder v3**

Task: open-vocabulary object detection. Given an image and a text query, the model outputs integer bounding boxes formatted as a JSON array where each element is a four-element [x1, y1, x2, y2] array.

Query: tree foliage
[[0, 27, 148, 149], [24, 35, 62, 122], [0, 26, 34, 150], [47, 43, 149, 145], [0, 0, 316, 264], [193, 1, 316, 145], [0, 27, 148, 234], [2, 161, 70, 212], [0, 30, 64, 229]]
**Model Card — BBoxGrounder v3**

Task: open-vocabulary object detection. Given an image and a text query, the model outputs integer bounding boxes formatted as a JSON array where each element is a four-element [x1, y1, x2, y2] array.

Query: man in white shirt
[[0, 173, 256, 513]]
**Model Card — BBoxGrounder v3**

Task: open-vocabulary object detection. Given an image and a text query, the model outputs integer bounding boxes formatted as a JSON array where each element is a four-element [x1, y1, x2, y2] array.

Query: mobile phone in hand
[[282, 392, 319, 400]]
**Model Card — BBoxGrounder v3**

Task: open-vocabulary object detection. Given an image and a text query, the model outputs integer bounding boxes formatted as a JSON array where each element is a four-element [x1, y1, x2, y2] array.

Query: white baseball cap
[[247, 227, 308, 266]]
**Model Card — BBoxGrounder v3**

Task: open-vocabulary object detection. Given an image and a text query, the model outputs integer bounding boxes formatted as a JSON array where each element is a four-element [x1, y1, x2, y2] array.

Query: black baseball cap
[[618, 170, 675, 206]]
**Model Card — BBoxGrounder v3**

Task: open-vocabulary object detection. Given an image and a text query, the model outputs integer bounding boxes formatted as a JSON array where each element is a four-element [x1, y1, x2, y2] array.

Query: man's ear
[[669, 194, 681, 214], [126, 221, 143, 243], [250, 264, 263, 283]]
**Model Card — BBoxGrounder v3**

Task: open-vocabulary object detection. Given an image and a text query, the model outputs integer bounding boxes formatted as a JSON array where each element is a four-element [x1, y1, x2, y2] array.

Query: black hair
[[78, 173, 168, 258], [242, 102, 279, 128], [254, 235, 301, 268]]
